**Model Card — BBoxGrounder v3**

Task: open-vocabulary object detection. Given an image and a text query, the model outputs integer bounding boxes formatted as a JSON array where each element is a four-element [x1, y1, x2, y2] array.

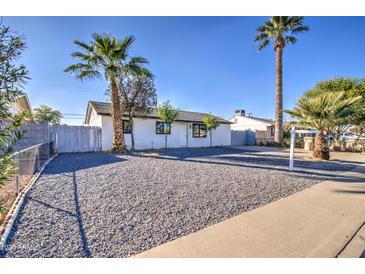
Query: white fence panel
[[52, 125, 102, 153]]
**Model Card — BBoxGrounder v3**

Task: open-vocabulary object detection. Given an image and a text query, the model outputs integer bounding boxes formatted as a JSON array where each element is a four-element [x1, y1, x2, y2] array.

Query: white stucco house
[[230, 109, 275, 145], [84, 101, 232, 151]]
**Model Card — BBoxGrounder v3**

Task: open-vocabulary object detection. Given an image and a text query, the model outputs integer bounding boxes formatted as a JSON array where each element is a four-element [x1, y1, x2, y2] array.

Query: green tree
[[304, 77, 365, 143], [157, 100, 178, 149], [118, 75, 157, 151], [285, 92, 360, 160], [0, 23, 29, 213], [65, 33, 149, 153], [202, 113, 219, 147], [33, 105, 63, 124], [255, 16, 309, 144]]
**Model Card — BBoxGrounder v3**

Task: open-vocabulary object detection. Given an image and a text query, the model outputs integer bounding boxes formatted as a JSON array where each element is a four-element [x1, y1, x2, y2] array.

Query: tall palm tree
[[65, 33, 149, 153], [255, 16, 309, 144], [285, 92, 360, 160]]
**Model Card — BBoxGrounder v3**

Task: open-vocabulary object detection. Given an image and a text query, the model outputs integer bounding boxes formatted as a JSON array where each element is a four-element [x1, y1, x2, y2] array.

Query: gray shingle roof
[[87, 101, 232, 124]]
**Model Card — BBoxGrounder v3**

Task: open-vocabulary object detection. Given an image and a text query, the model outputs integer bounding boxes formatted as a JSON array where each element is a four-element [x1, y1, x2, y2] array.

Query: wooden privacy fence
[[51, 125, 102, 153]]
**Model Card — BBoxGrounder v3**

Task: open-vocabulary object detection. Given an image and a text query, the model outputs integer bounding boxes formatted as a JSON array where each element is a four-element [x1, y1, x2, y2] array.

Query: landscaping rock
[[1, 147, 355, 257]]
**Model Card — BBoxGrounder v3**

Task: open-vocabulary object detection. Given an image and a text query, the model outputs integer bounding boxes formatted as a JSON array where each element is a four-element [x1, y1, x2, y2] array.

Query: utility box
[[304, 137, 314, 151]]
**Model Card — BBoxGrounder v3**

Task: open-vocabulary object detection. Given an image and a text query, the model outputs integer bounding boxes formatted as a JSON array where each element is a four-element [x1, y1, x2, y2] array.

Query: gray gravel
[[1, 147, 355, 257]]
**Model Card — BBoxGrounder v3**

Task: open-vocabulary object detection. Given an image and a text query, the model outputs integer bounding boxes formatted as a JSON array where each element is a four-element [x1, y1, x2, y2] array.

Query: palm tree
[[255, 16, 309, 144], [65, 33, 149, 153], [285, 92, 360, 160]]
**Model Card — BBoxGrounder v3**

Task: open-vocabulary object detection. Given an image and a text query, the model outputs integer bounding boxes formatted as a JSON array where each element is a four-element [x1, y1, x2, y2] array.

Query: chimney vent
[[235, 109, 245, 117]]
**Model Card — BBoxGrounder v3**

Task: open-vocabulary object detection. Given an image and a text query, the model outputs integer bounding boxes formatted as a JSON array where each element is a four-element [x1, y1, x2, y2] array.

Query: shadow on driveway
[[137, 147, 359, 183], [43, 152, 125, 175]]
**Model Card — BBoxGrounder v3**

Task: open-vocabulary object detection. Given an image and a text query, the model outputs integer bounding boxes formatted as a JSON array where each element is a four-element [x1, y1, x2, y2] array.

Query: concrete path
[[135, 160, 365, 258]]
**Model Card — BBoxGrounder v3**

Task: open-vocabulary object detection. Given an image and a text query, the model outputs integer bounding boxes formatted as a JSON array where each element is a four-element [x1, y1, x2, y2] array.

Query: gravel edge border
[[0, 154, 58, 250]]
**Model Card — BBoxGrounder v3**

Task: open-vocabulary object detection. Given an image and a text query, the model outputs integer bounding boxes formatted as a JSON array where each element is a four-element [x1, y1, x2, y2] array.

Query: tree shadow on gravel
[[1, 171, 91, 258], [42, 152, 126, 175], [151, 147, 358, 173], [71, 171, 91, 257], [142, 147, 247, 159], [137, 151, 362, 183]]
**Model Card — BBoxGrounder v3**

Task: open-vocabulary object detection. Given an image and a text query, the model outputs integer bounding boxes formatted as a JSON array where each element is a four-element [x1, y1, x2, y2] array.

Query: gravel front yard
[[1, 147, 355, 257]]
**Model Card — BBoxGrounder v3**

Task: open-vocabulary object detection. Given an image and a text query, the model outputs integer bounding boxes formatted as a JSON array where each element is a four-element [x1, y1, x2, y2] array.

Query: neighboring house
[[9, 93, 33, 117], [230, 109, 274, 145], [84, 101, 232, 150], [5, 93, 44, 150]]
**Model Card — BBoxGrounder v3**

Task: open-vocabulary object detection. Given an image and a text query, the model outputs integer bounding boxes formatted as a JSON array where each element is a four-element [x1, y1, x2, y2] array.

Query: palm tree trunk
[[274, 45, 284, 145], [129, 113, 135, 151], [313, 130, 329, 160], [110, 77, 127, 153]]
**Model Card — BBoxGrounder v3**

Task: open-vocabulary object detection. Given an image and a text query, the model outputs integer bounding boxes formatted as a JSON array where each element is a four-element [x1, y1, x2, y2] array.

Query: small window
[[123, 120, 132, 134], [270, 127, 274, 137], [192, 124, 207, 138], [156, 121, 171, 134]]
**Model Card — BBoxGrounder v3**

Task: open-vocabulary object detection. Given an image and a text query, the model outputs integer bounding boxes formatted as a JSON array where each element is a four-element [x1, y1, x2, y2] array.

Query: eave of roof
[[85, 101, 232, 124], [17, 94, 33, 114], [230, 114, 274, 125]]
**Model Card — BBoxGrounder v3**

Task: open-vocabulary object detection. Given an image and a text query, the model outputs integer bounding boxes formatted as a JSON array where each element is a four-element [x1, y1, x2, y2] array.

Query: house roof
[[85, 101, 232, 124], [230, 114, 274, 125], [16, 94, 33, 114]]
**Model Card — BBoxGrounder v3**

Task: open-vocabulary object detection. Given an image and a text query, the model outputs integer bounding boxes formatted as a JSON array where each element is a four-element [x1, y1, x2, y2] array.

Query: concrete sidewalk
[[135, 163, 365, 258]]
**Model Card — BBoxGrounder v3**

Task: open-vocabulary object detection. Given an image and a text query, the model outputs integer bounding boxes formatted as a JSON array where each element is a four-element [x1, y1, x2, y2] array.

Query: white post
[[289, 126, 296, 171]]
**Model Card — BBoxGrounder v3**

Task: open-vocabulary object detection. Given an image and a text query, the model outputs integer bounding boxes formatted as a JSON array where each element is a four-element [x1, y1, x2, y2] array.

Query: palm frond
[[130, 56, 149, 65], [285, 36, 297, 45], [73, 40, 93, 52], [76, 70, 102, 81], [291, 25, 310, 34], [64, 63, 91, 73], [254, 32, 269, 42], [257, 39, 270, 51], [120, 35, 135, 51], [254, 16, 309, 51], [71, 51, 92, 61]]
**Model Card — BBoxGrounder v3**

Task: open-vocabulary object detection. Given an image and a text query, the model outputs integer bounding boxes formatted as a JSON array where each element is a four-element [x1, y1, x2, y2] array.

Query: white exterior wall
[[88, 107, 102, 127], [230, 116, 271, 131], [89, 114, 231, 151]]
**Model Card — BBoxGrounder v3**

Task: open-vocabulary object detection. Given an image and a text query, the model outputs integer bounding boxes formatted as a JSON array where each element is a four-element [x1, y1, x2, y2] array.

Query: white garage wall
[[97, 115, 231, 151]]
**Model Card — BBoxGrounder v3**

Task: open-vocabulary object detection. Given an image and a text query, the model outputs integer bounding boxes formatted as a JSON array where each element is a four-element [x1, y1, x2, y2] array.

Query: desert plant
[[305, 77, 365, 144], [285, 92, 360, 160], [255, 16, 309, 144], [65, 33, 150, 153]]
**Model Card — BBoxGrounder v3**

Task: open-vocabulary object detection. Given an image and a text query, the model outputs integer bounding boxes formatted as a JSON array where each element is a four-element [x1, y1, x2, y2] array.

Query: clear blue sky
[[3, 16, 365, 124]]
